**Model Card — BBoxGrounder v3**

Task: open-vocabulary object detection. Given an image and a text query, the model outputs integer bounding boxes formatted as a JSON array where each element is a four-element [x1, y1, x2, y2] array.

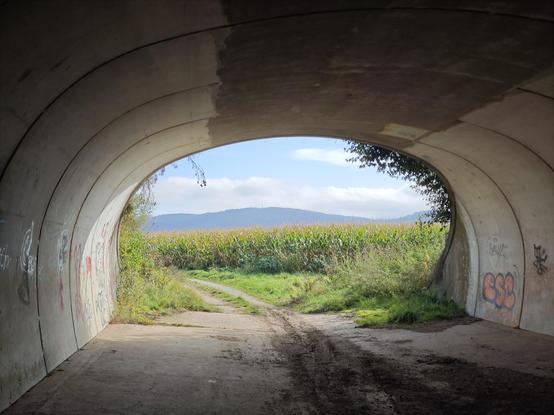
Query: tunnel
[[0, 1, 553, 410]]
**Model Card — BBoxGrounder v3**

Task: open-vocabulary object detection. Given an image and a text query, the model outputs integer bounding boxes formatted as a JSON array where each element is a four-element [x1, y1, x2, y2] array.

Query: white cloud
[[152, 176, 428, 219], [290, 148, 351, 166]]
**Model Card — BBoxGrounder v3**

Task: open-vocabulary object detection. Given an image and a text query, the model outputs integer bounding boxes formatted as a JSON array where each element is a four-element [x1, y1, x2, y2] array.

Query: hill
[[144, 207, 430, 232]]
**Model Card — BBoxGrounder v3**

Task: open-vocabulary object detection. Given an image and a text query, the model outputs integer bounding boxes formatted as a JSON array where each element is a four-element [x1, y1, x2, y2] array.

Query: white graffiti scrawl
[[56, 230, 69, 311], [18, 221, 36, 304], [0, 246, 10, 271]]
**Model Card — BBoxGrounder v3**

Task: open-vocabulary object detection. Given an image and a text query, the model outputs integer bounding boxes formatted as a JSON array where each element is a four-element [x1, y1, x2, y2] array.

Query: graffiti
[[57, 231, 68, 273], [58, 278, 64, 311], [20, 222, 35, 274], [73, 244, 84, 320], [84, 253, 93, 322], [96, 279, 108, 326], [86, 256, 92, 274], [74, 245, 94, 323], [95, 242, 105, 273], [95, 221, 111, 274], [533, 244, 548, 275], [0, 246, 10, 271], [483, 272, 516, 310], [488, 237, 507, 258], [18, 222, 35, 305], [93, 222, 114, 326], [108, 263, 117, 305], [56, 231, 69, 311]]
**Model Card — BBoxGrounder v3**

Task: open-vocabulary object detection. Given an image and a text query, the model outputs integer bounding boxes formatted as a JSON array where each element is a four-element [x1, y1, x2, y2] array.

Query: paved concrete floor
[[5, 281, 554, 415]]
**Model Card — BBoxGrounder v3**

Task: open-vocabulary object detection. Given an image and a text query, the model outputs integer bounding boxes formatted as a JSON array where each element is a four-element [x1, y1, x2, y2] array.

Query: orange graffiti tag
[[483, 272, 515, 310]]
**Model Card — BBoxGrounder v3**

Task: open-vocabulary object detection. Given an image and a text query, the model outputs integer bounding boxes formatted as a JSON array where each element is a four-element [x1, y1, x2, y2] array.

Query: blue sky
[[152, 137, 428, 218]]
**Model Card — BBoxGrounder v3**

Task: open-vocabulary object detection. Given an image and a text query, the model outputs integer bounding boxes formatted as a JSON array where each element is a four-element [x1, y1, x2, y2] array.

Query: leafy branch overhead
[[345, 141, 451, 223]]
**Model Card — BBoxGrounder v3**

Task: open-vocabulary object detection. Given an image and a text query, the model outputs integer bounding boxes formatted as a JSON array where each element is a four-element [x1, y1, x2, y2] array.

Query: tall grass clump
[[115, 204, 214, 324], [293, 241, 448, 313]]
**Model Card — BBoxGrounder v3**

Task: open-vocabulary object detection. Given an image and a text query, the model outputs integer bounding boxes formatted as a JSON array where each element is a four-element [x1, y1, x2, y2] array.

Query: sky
[[151, 137, 429, 219]]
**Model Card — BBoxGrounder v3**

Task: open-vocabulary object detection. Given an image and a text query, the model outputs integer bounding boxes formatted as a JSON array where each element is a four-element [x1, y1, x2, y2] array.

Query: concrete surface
[[0, 1, 553, 410], [5, 281, 554, 414]]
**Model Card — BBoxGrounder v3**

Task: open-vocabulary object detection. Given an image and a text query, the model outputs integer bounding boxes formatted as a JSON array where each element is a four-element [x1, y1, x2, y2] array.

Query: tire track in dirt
[[190, 278, 396, 414]]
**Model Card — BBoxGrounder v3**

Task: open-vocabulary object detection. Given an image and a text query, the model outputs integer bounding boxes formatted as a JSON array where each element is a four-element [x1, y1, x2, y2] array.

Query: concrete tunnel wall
[[0, 1, 552, 410]]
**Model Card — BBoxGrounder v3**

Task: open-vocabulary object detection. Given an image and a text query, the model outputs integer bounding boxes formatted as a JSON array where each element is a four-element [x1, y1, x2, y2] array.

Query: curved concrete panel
[[37, 86, 218, 369], [1, 1, 553, 411], [406, 139, 526, 326]]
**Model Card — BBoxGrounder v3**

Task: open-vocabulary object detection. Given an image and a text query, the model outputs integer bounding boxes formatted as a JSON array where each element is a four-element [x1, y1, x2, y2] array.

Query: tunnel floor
[[6, 281, 554, 415]]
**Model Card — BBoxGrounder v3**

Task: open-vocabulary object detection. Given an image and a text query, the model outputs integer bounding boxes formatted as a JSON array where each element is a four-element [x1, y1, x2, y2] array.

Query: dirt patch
[[368, 351, 554, 415], [400, 316, 480, 333], [363, 316, 480, 333], [271, 311, 554, 415], [271, 309, 396, 414]]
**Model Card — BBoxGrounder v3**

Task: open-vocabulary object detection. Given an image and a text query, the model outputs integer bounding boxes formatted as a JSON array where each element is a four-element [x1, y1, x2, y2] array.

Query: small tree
[[121, 156, 207, 231], [345, 141, 451, 223]]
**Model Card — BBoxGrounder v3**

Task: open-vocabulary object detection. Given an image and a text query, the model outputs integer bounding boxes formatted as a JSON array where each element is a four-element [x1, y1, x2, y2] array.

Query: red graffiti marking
[[73, 245, 84, 320], [86, 256, 92, 275], [483, 272, 515, 310]]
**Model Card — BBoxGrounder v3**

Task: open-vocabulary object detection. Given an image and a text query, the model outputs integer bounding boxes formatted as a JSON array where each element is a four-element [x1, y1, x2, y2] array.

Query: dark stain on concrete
[[208, 4, 552, 143], [272, 311, 554, 414]]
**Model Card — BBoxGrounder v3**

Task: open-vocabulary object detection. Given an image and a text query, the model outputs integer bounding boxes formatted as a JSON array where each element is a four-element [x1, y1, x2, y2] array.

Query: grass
[[186, 269, 304, 306], [191, 281, 263, 315], [183, 265, 464, 327], [117, 220, 462, 327], [352, 294, 463, 327], [114, 228, 217, 324]]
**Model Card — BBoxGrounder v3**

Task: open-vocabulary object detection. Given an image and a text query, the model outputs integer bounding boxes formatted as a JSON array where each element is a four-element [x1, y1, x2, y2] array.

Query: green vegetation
[[115, 139, 458, 326], [182, 249, 463, 327], [354, 293, 462, 327], [151, 222, 446, 274], [191, 282, 263, 315], [115, 202, 215, 324], [170, 222, 463, 326], [118, 215, 462, 326], [186, 269, 303, 306]]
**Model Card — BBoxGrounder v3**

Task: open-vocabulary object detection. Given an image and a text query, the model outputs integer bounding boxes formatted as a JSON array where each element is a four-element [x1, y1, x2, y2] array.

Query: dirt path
[[189, 278, 276, 309], [5, 281, 554, 415], [191, 278, 397, 413], [192, 279, 554, 414]]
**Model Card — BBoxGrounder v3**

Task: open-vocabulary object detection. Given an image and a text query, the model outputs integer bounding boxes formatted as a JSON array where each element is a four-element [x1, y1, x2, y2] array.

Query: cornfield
[[148, 223, 448, 274]]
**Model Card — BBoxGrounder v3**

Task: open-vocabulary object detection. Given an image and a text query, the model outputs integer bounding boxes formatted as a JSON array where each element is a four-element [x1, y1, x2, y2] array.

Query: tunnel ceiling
[[0, 1, 552, 163], [0, 1, 553, 411]]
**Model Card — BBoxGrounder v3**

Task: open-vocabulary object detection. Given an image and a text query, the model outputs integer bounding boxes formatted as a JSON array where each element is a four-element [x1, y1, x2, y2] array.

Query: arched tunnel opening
[[0, 1, 553, 413], [113, 136, 455, 325]]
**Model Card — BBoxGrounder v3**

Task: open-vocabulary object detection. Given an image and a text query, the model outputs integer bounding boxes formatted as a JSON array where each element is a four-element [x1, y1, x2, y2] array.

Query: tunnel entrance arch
[[1, 1, 552, 410]]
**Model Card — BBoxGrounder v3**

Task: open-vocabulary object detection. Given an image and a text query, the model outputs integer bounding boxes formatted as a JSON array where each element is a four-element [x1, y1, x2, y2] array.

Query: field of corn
[[148, 223, 448, 274]]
